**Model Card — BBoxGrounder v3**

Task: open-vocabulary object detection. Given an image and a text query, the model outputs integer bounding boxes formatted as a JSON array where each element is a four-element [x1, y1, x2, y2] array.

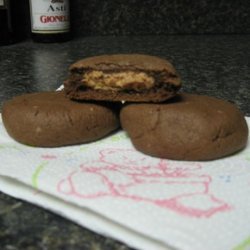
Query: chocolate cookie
[[120, 93, 248, 161], [2, 91, 120, 147], [64, 54, 181, 103]]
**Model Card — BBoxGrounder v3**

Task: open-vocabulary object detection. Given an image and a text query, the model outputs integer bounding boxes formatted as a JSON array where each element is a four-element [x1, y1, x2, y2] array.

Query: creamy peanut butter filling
[[82, 70, 155, 90]]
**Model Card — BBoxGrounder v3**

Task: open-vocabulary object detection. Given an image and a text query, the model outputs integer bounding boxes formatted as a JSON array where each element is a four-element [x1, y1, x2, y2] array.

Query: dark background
[[21, 0, 250, 37]]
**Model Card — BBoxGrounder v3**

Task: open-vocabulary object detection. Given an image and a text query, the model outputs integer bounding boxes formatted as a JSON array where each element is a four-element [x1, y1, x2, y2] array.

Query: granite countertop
[[0, 35, 249, 249]]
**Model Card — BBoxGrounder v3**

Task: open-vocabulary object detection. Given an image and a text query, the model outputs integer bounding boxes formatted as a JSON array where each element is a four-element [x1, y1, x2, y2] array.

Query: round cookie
[[120, 93, 248, 161], [2, 91, 120, 147]]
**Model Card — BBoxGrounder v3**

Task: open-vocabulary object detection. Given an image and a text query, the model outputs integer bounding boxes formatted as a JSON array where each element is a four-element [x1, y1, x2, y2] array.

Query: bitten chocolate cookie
[[120, 93, 248, 161], [2, 91, 120, 147], [64, 54, 181, 103]]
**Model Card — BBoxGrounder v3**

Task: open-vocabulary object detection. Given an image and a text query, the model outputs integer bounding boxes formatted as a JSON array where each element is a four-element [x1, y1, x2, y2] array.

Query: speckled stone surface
[[70, 0, 250, 36], [0, 35, 249, 113], [0, 35, 250, 249], [0, 192, 132, 250], [20, 0, 250, 38]]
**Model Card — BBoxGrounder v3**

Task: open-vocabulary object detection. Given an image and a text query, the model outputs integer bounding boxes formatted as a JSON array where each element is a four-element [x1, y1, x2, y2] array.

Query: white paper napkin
[[0, 115, 250, 250]]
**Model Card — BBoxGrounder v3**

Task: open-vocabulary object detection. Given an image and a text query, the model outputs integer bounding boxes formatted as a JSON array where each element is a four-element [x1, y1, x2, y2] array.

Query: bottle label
[[30, 0, 70, 34], [0, 0, 5, 7]]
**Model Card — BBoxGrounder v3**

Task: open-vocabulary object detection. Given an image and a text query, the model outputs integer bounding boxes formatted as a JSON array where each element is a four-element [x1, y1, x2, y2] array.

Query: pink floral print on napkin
[[57, 149, 231, 218]]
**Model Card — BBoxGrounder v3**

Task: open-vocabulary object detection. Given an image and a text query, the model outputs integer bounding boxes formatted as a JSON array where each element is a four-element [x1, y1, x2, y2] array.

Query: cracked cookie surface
[[120, 93, 248, 161], [2, 91, 120, 147]]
